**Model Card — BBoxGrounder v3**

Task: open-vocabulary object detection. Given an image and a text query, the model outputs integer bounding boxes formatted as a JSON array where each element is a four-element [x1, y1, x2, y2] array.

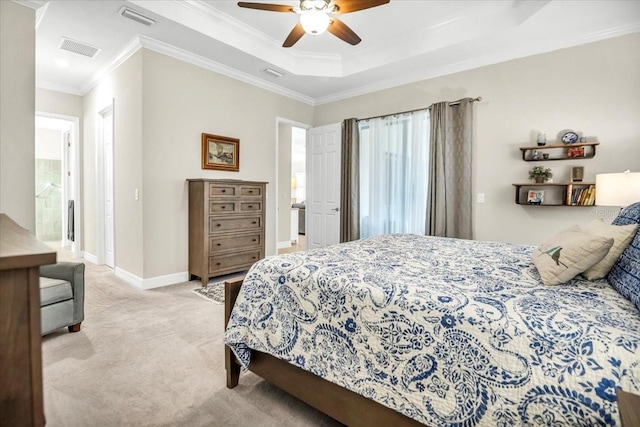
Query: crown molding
[[315, 22, 640, 105], [36, 81, 84, 97], [137, 35, 315, 105], [13, 0, 47, 10], [80, 36, 143, 95]]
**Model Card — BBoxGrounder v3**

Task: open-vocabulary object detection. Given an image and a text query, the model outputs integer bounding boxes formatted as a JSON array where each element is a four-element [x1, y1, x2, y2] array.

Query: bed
[[224, 206, 640, 426]]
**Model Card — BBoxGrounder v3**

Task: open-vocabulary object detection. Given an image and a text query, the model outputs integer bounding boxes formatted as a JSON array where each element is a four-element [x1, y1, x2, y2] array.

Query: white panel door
[[102, 109, 115, 268], [306, 123, 341, 249]]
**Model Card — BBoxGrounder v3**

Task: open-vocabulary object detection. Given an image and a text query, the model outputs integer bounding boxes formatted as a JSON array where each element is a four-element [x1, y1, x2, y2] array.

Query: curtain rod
[[356, 97, 482, 122]]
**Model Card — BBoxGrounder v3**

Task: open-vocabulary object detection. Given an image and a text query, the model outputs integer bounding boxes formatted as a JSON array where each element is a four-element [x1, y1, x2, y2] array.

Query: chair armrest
[[40, 262, 85, 283], [40, 262, 85, 323]]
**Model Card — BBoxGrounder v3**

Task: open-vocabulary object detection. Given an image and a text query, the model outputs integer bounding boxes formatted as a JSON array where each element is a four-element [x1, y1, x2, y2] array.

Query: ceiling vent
[[118, 6, 155, 26], [59, 38, 101, 58]]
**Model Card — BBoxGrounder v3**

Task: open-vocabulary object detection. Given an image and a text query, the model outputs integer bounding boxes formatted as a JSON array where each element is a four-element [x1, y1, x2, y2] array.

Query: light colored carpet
[[42, 249, 342, 427]]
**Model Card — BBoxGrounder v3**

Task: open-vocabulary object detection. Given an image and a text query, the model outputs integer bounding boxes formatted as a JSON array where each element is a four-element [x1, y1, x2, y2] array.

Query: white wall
[[36, 88, 83, 119], [83, 50, 144, 276], [35, 128, 62, 160], [314, 33, 640, 245], [0, 2, 35, 231], [140, 49, 314, 279]]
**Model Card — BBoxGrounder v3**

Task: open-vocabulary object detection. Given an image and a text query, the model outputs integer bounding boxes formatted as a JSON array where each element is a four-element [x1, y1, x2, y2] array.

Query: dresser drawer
[[240, 185, 262, 197], [209, 201, 236, 214], [209, 233, 261, 254], [209, 184, 236, 197], [209, 251, 261, 274], [239, 201, 262, 213], [209, 216, 262, 233]]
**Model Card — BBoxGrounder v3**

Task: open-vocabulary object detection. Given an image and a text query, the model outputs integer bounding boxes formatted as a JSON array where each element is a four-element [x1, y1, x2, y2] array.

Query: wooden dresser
[[0, 214, 56, 427], [187, 179, 267, 285]]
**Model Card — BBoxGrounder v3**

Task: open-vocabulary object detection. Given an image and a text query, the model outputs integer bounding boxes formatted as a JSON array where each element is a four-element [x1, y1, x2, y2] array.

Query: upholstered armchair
[[39, 262, 85, 336]]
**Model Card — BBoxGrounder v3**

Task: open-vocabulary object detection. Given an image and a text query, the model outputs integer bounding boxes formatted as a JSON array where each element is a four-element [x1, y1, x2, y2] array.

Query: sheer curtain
[[359, 110, 429, 238]]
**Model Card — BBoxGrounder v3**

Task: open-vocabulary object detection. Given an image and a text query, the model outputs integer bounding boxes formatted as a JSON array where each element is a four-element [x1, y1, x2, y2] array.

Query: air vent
[[118, 6, 155, 26], [59, 38, 101, 58]]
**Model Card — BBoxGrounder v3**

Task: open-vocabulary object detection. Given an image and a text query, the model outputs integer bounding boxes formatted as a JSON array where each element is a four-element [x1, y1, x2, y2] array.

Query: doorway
[[278, 126, 307, 255], [35, 113, 81, 257]]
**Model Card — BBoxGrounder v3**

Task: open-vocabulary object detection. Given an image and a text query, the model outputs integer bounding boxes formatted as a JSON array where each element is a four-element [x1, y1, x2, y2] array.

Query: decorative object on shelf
[[571, 166, 584, 182], [527, 190, 544, 204], [542, 153, 550, 160], [519, 142, 599, 161], [595, 170, 640, 207], [201, 133, 240, 172], [579, 136, 587, 143], [561, 130, 579, 144], [529, 166, 553, 183], [537, 133, 547, 146], [567, 146, 585, 158]]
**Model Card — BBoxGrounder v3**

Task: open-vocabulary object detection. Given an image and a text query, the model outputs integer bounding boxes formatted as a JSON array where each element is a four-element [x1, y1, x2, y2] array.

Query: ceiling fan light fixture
[[300, 10, 330, 35]]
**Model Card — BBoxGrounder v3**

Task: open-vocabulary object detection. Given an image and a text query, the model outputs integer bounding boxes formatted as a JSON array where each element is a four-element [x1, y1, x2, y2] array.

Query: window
[[358, 110, 430, 238]]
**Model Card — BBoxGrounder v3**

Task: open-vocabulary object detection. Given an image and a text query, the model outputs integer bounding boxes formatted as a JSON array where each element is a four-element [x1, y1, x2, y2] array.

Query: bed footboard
[[224, 278, 243, 388]]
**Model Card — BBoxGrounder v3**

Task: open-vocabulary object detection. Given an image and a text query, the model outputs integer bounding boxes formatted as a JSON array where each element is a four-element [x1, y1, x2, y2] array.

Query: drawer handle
[[252, 221, 257, 225], [252, 239, 257, 242], [248, 205, 253, 208], [216, 263, 221, 266], [248, 190, 253, 194], [221, 206, 226, 209], [216, 224, 221, 227], [216, 243, 221, 246], [221, 189, 226, 193], [252, 257, 257, 260]]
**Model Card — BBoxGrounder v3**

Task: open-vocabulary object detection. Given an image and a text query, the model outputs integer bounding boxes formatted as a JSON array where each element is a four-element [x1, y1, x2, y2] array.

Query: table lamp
[[595, 170, 640, 207]]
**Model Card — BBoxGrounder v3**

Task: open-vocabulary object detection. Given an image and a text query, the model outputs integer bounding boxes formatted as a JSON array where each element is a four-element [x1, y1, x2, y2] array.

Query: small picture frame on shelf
[[527, 190, 544, 205], [571, 166, 584, 182], [567, 146, 585, 158]]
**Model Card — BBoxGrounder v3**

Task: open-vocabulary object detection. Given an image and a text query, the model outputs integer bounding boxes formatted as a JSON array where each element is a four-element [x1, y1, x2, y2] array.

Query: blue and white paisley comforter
[[224, 234, 640, 426]]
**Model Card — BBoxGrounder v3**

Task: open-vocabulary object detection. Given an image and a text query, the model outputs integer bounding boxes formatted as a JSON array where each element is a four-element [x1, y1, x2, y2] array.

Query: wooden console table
[[0, 214, 56, 426]]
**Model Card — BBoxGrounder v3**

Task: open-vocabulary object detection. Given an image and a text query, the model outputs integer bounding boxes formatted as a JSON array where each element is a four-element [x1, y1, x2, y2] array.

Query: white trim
[[96, 101, 115, 266], [115, 268, 189, 290], [36, 81, 84, 97], [12, 0, 46, 9], [277, 241, 292, 249], [137, 35, 315, 106], [80, 37, 142, 96], [82, 251, 98, 264]]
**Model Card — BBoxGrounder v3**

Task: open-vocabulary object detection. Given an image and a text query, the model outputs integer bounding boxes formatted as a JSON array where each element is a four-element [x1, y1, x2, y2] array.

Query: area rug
[[191, 273, 246, 303]]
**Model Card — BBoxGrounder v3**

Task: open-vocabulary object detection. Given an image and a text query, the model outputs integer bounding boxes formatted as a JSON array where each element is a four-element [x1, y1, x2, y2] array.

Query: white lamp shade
[[300, 11, 330, 35], [595, 172, 640, 207]]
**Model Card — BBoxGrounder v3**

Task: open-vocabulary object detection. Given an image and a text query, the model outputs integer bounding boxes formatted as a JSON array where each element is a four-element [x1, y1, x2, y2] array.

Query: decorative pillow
[[582, 219, 638, 280], [532, 225, 613, 286], [607, 202, 640, 311]]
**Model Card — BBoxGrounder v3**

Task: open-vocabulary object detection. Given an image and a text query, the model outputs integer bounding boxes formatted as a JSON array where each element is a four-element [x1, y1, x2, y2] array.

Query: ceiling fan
[[237, 0, 390, 47]]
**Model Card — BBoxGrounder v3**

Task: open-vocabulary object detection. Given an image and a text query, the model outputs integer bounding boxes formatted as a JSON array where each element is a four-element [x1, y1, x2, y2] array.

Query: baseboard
[[277, 241, 292, 249], [115, 268, 189, 290], [82, 251, 98, 264]]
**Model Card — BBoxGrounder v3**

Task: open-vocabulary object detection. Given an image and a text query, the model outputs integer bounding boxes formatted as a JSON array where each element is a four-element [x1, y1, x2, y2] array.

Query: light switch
[[477, 193, 485, 204], [135, 189, 139, 201]]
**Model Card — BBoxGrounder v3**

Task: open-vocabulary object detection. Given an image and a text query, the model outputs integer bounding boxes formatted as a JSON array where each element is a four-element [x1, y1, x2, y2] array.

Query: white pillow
[[581, 219, 638, 280], [532, 225, 613, 285]]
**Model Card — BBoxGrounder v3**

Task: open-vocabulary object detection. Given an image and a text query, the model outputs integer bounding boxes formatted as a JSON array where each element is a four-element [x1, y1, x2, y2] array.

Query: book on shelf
[[570, 185, 595, 206]]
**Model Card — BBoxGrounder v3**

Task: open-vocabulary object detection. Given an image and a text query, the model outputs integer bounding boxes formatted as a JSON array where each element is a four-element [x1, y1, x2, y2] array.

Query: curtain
[[359, 110, 429, 239], [340, 118, 360, 243], [427, 98, 473, 239]]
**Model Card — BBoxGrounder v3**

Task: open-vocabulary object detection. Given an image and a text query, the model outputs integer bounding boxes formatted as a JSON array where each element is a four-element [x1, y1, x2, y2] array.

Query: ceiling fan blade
[[327, 18, 361, 45], [333, 0, 389, 14], [237, 2, 294, 12], [283, 23, 305, 48]]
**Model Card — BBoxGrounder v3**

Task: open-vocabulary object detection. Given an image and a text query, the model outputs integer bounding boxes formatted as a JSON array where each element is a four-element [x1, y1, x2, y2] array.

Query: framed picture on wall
[[527, 190, 544, 205], [201, 133, 239, 172]]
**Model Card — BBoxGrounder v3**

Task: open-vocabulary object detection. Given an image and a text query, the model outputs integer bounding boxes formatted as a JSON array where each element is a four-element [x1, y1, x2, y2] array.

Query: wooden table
[[0, 214, 56, 426]]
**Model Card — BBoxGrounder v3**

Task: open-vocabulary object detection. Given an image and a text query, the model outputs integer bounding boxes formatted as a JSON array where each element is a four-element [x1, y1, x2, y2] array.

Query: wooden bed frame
[[224, 278, 424, 427]]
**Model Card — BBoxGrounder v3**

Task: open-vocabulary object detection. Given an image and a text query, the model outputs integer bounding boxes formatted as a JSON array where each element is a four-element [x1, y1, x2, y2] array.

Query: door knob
[[331, 207, 340, 212]]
